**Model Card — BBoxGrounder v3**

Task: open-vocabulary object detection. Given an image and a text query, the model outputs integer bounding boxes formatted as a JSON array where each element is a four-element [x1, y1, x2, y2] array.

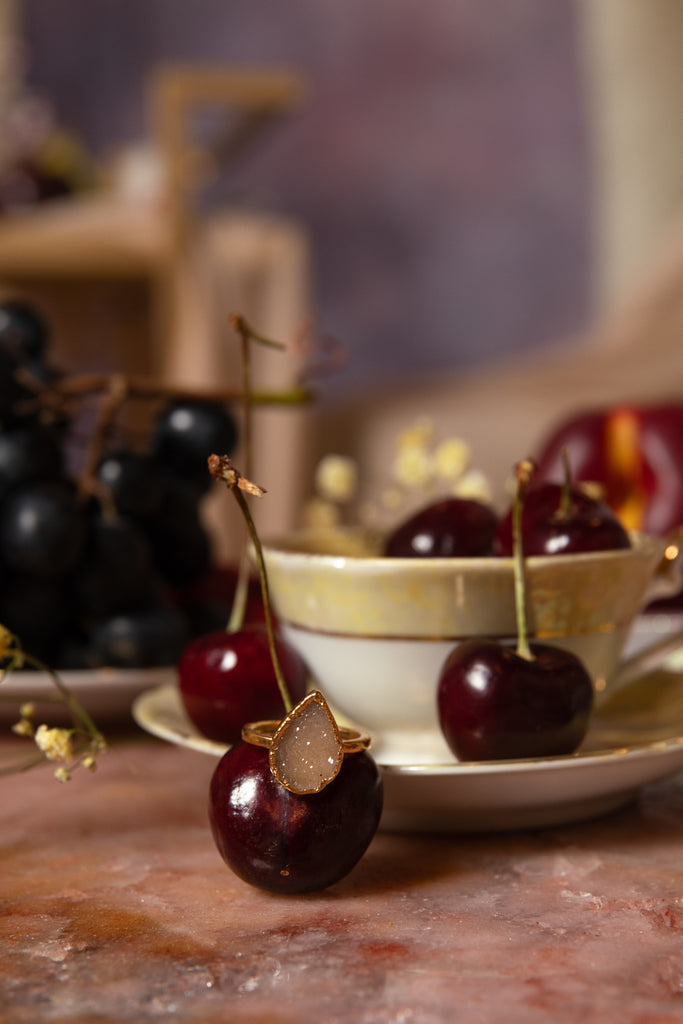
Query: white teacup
[[262, 528, 683, 764]]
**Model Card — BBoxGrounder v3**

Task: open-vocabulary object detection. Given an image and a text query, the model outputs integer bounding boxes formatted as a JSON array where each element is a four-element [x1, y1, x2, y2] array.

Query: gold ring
[[242, 719, 372, 753]]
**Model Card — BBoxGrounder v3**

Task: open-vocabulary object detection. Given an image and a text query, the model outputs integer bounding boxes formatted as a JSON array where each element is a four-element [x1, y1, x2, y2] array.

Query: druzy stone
[[270, 691, 343, 794]]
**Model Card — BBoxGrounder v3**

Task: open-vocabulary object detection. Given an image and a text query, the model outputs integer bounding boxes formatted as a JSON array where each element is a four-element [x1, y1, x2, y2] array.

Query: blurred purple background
[[20, 0, 591, 397]]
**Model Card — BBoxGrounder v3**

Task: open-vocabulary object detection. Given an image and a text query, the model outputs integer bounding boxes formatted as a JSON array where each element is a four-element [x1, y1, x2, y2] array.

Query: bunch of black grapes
[[0, 299, 239, 669]]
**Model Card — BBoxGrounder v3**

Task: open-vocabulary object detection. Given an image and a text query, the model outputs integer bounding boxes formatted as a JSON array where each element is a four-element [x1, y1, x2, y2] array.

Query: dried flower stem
[[23, 653, 104, 744], [1, 634, 106, 779], [0, 753, 51, 777]]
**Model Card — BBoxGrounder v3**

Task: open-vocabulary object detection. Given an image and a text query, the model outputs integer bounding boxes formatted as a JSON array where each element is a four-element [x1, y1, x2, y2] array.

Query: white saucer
[[0, 667, 176, 722], [132, 674, 683, 833]]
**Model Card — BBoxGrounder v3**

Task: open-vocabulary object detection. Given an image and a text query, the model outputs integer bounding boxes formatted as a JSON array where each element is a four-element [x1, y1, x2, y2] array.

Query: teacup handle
[[609, 625, 683, 695], [604, 531, 683, 698], [642, 529, 683, 604]]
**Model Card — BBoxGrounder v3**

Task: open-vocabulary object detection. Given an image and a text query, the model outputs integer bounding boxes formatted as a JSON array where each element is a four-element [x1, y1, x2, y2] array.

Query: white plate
[[132, 673, 683, 833], [0, 667, 176, 722]]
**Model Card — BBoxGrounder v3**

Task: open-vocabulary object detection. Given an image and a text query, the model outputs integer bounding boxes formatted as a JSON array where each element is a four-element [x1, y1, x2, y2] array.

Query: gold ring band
[[242, 719, 372, 754]]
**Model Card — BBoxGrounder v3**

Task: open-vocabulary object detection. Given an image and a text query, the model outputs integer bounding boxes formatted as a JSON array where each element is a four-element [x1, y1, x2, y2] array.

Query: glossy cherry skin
[[178, 626, 308, 744], [437, 639, 594, 761], [494, 483, 630, 557], [209, 741, 383, 893], [384, 497, 498, 558]]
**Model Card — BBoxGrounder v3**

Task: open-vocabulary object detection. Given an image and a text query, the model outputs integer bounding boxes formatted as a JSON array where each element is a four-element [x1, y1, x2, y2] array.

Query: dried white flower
[[396, 416, 435, 451], [34, 724, 74, 764], [12, 718, 34, 737], [314, 455, 358, 503], [0, 624, 13, 660], [380, 487, 405, 511], [433, 438, 471, 481], [453, 468, 493, 503], [53, 767, 71, 783], [301, 496, 342, 529], [393, 444, 434, 489]]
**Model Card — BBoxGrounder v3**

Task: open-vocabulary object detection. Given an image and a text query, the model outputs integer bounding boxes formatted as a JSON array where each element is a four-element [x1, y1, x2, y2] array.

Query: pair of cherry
[[182, 624, 382, 893], [179, 458, 383, 895], [389, 472, 626, 761], [182, 461, 627, 892]]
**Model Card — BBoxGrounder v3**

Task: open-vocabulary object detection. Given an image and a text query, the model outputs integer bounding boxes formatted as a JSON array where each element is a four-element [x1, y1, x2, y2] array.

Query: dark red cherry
[[384, 497, 498, 557], [178, 626, 308, 744], [494, 482, 630, 556], [209, 740, 383, 893], [437, 639, 593, 761]]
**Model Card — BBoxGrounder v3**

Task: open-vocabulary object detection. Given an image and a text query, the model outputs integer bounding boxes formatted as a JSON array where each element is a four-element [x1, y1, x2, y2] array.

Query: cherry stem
[[228, 313, 287, 356], [512, 459, 535, 661], [233, 486, 293, 714], [209, 456, 292, 714], [559, 446, 573, 518], [228, 312, 287, 482], [225, 313, 287, 635], [227, 546, 251, 634]]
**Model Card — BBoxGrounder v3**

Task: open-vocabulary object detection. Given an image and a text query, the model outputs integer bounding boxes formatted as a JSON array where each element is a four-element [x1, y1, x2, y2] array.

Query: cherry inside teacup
[[261, 528, 682, 765]]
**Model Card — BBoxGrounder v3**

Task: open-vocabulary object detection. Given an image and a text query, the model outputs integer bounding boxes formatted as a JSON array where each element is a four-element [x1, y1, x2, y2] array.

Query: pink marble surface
[[4, 727, 683, 1023]]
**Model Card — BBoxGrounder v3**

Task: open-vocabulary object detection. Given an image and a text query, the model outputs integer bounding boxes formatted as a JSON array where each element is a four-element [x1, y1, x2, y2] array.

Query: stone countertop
[[3, 726, 683, 1024]]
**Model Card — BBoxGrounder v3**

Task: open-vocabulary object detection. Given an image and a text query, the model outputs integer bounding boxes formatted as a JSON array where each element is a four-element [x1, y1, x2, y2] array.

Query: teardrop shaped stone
[[269, 691, 344, 794]]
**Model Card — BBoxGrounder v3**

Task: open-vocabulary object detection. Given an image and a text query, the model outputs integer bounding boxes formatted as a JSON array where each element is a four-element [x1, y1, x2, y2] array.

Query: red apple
[[534, 405, 683, 535]]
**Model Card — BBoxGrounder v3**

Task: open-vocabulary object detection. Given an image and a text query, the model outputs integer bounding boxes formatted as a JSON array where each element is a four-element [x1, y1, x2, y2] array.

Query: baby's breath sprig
[[303, 417, 494, 534], [0, 626, 107, 781], [301, 454, 360, 530], [389, 417, 491, 504]]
